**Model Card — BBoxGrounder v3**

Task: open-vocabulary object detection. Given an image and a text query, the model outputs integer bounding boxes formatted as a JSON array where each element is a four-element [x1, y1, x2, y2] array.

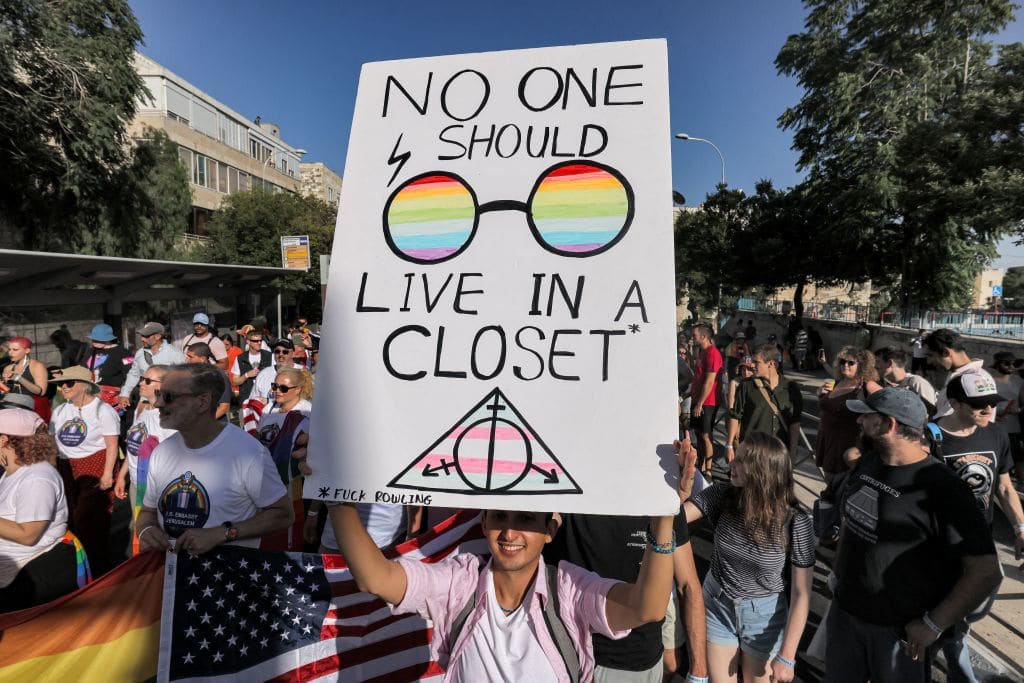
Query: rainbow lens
[[528, 162, 633, 256], [384, 173, 478, 263]]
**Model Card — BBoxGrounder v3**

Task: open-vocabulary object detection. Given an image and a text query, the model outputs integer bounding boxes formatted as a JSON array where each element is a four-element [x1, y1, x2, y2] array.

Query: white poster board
[[306, 39, 679, 515]]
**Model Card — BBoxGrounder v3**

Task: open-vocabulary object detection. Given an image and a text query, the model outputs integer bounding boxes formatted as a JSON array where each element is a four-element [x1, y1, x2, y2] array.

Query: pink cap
[[0, 408, 44, 436]]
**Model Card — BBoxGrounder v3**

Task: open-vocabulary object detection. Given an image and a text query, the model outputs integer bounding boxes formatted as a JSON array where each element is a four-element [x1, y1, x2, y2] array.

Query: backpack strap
[[447, 560, 580, 683], [925, 421, 944, 460], [543, 562, 580, 683]]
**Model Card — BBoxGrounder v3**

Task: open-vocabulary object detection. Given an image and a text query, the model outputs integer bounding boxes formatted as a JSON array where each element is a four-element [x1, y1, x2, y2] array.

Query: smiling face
[[838, 355, 859, 379], [139, 369, 162, 403], [59, 379, 88, 404], [481, 510, 555, 574]]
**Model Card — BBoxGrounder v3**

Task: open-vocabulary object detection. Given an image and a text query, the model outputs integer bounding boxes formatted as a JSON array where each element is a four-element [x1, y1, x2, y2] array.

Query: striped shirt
[[693, 482, 816, 598]]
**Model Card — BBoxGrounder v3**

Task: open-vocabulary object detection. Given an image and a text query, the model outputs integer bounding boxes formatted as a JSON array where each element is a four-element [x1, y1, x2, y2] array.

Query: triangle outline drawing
[[388, 387, 583, 496]]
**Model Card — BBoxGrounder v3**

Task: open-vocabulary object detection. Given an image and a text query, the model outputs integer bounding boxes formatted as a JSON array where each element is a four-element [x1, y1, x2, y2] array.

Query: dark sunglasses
[[154, 390, 197, 404], [248, 338, 263, 343], [273, 349, 291, 355], [141, 377, 162, 385], [838, 359, 858, 367], [270, 383, 298, 393], [58, 380, 78, 388]]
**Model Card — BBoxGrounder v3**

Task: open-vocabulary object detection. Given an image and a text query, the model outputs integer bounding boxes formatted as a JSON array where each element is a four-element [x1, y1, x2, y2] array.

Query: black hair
[[186, 342, 214, 360], [923, 328, 964, 354], [874, 346, 908, 367]]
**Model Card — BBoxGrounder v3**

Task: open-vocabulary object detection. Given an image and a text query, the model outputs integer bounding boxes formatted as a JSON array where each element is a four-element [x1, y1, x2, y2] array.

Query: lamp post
[[675, 132, 727, 330], [674, 133, 726, 186]]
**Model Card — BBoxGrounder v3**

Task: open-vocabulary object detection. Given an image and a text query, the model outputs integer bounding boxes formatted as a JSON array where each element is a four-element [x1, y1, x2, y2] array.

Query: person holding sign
[[328, 439, 697, 682]]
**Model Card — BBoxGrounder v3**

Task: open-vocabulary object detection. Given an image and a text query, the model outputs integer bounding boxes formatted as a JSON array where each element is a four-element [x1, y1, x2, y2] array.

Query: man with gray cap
[[117, 322, 185, 410], [179, 313, 228, 371], [825, 388, 1001, 683]]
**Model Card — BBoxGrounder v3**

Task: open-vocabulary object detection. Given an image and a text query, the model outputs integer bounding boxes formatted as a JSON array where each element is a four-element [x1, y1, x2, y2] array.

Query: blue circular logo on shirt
[[126, 422, 149, 457], [58, 417, 88, 448], [158, 471, 211, 538]]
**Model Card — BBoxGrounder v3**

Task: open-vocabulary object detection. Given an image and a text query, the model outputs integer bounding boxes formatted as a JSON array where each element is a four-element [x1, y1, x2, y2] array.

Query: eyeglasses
[[154, 390, 197, 404], [270, 383, 298, 393], [58, 380, 77, 388], [384, 160, 634, 264], [141, 377, 162, 385], [273, 349, 291, 356], [838, 359, 858, 367], [248, 338, 263, 343]]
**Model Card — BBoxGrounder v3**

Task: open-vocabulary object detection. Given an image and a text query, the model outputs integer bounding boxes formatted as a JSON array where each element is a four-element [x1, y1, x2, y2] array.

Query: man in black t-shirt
[[825, 388, 1001, 683], [545, 514, 707, 682]]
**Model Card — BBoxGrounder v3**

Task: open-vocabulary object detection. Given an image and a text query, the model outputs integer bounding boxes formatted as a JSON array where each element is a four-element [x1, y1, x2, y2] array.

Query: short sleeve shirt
[[0, 462, 68, 587], [937, 424, 1013, 525], [693, 346, 724, 407], [730, 376, 803, 444], [692, 482, 816, 598], [50, 398, 120, 458], [143, 424, 287, 548]]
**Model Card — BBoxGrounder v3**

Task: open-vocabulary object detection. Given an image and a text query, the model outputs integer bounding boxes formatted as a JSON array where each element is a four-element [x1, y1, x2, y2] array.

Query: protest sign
[[306, 39, 679, 514]]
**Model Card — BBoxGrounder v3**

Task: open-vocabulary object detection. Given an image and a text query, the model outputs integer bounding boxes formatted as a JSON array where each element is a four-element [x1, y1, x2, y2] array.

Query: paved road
[[684, 367, 1024, 683]]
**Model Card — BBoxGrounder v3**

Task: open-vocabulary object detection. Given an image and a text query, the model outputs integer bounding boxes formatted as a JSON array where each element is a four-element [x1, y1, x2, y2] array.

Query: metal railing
[[737, 297, 1024, 339]]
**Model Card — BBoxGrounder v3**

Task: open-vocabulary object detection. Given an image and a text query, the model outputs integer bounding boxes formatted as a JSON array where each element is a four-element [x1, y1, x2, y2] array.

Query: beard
[[857, 430, 887, 457]]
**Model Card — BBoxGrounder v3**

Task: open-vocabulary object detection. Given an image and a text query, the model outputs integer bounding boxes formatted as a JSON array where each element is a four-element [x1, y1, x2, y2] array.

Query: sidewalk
[[696, 367, 1024, 682]]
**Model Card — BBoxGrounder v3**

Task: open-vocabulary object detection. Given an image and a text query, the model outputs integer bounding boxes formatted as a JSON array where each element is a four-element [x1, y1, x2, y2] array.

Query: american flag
[[241, 397, 265, 436], [158, 511, 486, 682]]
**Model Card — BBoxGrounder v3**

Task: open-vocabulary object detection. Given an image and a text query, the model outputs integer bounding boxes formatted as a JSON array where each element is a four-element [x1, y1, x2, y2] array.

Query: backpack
[[448, 560, 580, 682]]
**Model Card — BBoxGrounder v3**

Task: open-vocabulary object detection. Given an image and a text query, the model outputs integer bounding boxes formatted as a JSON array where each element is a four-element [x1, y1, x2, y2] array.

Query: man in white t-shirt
[[251, 339, 302, 405], [875, 347, 937, 415], [136, 364, 292, 554], [925, 328, 984, 418], [178, 312, 228, 371]]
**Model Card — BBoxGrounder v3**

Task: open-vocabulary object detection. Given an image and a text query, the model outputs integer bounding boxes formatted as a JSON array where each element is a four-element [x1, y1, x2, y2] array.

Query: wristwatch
[[222, 521, 239, 542]]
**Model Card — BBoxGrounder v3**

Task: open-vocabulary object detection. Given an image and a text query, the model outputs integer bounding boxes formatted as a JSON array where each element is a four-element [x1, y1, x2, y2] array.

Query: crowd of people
[[0, 311, 1022, 683]]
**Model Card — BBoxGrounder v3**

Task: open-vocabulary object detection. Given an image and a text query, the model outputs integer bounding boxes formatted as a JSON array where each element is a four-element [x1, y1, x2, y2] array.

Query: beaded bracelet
[[775, 654, 796, 668], [644, 529, 676, 554]]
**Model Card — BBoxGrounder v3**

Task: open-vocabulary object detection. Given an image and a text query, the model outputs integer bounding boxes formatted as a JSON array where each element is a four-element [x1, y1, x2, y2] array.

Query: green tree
[[0, 0, 147, 251], [199, 191, 336, 319], [776, 0, 1024, 309], [1002, 265, 1024, 308]]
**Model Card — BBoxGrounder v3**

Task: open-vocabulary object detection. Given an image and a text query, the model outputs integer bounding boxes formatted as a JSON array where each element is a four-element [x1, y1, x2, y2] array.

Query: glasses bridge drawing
[[388, 388, 582, 496]]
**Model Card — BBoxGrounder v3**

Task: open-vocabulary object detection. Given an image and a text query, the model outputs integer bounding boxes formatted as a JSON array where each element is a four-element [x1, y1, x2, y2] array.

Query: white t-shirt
[[935, 359, 986, 418], [0, 462, 68, 588], [143, 424, 287, 548], [321, 503, 404, 550], [230, 351, 265, 377], [995, 374, 1023, 433], [180, 332, 227, 361], [451, 570, 559, 683], [50, 398, 120, 459], [124, 406, 177, 482], [256, 399, 311, 451]]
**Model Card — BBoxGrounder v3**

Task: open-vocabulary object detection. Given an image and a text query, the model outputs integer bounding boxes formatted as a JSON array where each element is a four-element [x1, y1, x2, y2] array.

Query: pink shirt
[[393, 553, 628, 682]]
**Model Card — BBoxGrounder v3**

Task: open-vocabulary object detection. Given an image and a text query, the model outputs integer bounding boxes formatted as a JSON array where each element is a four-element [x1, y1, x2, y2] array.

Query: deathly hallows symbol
[[388, 388, 582, 495]]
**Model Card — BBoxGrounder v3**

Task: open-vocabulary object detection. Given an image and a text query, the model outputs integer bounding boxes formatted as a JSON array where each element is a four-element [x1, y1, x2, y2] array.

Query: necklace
[[499, 603, 521, 616]]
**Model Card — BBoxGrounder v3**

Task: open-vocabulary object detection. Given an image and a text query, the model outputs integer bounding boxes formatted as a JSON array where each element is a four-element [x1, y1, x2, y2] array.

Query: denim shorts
[[703, 572, 787, 660]]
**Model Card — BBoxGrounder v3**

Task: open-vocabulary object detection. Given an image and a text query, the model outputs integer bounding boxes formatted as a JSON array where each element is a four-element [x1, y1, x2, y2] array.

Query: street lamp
[[674, 133, 726, 186]]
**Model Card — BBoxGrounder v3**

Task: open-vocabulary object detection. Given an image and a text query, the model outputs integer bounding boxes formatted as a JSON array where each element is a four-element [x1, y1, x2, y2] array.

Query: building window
[[218, 162, 228, 193], [194, 154, 206, 187], [178, 146, 192, 171], [238, 171, 249, 192]]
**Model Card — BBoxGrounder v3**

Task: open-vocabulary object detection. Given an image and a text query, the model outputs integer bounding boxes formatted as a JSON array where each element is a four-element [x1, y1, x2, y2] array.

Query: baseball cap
[[945, 369, 1005, 409], [193, 312, 210, 325], [0, 408, 44, 436], [139, 321, 164, 336], [272, 338, 294, 351], [738, 355, 755, 369], [847, 388, 928, 429]]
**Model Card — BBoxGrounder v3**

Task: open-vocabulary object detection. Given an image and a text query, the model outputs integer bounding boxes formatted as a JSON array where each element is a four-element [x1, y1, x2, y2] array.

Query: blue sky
[[129, 0, 1024, 267]]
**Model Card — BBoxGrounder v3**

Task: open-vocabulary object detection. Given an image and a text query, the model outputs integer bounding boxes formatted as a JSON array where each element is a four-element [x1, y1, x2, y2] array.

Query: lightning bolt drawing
[[386, 133, 411, 187]]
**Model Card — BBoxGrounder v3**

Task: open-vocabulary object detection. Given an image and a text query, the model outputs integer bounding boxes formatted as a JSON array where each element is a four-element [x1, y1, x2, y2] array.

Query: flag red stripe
[[325, 596, 387, 618], [265, 628, 436, 682], [361, 660, 446, 682], [320, 612, 418, 639]]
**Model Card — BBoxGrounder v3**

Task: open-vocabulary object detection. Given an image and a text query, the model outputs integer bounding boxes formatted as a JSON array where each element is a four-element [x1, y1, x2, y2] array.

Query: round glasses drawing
[[383, 160, 635, 264]]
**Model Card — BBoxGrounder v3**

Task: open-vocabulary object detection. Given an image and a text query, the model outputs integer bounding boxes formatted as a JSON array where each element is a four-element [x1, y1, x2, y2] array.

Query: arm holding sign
[[329, 503, 409, 605], [604, 439, 697, 631]]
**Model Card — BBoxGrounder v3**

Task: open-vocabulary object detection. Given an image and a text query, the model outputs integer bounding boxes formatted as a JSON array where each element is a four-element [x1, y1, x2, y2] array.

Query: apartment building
[[129, 53, 306, 237], [299, 162, 343, 207]]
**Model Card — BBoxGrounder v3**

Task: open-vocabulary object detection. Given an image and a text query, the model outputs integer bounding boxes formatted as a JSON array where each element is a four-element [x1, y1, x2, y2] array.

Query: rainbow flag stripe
[[531, 164, 629, 253], [387, 174, 476, 261]]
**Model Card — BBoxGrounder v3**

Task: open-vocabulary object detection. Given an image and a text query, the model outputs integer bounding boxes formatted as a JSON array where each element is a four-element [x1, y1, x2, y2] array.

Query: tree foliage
[[0, 0, 149, 252], [199, 191, 336, 319], [776, 0, 1024, 309]]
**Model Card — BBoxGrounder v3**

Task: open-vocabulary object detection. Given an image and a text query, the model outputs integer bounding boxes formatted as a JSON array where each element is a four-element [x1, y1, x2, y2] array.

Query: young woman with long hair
[[683, 432, 816, 683]]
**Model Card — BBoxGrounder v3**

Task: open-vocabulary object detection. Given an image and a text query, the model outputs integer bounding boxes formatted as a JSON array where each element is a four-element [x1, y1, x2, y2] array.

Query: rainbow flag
[[0, 552, 164, 682]]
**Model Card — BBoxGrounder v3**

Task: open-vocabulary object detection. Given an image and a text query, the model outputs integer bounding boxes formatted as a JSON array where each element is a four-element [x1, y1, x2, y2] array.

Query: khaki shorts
[[663, 588, 685, 649]]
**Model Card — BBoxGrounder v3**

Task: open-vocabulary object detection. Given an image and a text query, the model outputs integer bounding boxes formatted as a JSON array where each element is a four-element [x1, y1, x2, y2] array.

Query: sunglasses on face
[[384, 161, 634, 264], [273, 349, 291, 356], [141, 377, 161, 385], [838, 359, 858, 367], [270, 383, 298, 393], [154, 390, 197, 404], [248, 338, 263, 343], [58, 380, 78, 388]]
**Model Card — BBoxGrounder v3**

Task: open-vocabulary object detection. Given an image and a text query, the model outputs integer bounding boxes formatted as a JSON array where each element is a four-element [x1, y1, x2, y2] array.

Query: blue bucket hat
[[88, 323, 116, 342]]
